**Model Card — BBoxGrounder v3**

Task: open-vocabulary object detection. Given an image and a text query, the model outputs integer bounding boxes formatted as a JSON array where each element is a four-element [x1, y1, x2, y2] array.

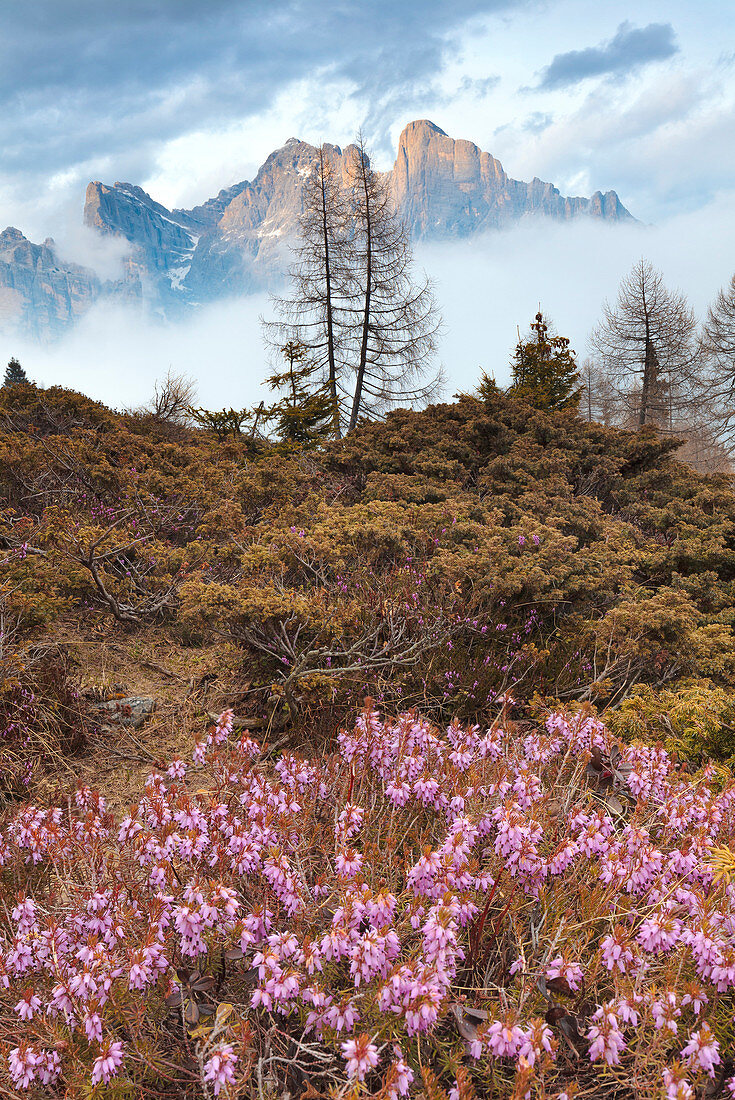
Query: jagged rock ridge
[[391, 120, 630, 234], [0, 228, 103, 340], [3, 120, 634, 338]]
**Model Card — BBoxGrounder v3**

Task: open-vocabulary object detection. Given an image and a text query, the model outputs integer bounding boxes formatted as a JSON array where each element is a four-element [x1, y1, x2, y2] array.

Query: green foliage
[[3, 379, 735, 727], [509, 312, 581, 411], [265, 340, 334, 444], [608, 681, 735, 762], [187, 404, 267, 442], [475, 372, 499, 403], [2, 356, 28, 388]]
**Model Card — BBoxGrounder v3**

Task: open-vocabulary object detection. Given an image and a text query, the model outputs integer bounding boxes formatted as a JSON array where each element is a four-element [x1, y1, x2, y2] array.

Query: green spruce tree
[[509, 312, 580, 411], [265, 341, 333, 445], [3, 357, 28, 388]]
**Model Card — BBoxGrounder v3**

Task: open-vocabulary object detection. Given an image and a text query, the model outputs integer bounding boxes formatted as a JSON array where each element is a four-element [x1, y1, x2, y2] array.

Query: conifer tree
[[265, 340, 333, 444], [3, 357, 28, 387], [262, 145, 348, 437], [344, 135, 443, 431], [509, 312, 580, 411]]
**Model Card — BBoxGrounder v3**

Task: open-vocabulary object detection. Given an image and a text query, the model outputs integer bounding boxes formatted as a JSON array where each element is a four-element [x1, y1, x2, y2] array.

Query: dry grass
[[29, 617, 247, 812], [21, 615, 381, 812]]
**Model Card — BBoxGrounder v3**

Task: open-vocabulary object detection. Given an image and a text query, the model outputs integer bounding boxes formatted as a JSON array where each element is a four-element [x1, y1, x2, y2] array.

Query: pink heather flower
[[91, 1041, 125, 1086], [599, 929, 634, 972], [84, 1011, 104, 1042], [546, 956, 584, 991], [414, 776, 440, 805], [638, 915, 682, 954], [663, 1066, 694, 1100], [366, 890, 398, 928], [37, 1050, 61, 1086], [681, 1024, 721, 1078], [8, 1045, 39, 1090], [388, 1046, 414, 1098], [588, 1006, 626, 1066], [118, 815, 143, 842], [342, 1034, 379, 1081], [518, 1019, 555, 1066], [325, 999, 360, 1032], [651, 992, 680, 1034], [167, 758, 187, 780], [335, 847, 363, 878], [213, 709, 234, 742], [11, 897, 37, 933], [617, 998, 640, 1026], [336, 803, 365, 840], [14, 991, 41, 1020], [203, 1043, 238, 1096], [485, 1018, 525, 1058]]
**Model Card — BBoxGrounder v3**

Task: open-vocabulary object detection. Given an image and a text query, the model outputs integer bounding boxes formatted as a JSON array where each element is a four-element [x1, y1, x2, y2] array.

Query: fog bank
[[6, 196, 735, 410]]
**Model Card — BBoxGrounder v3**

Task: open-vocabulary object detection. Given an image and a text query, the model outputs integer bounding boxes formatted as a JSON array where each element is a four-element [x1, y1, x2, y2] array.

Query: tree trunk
[[349, 153, 373, 433], [639, 292, 652, 427], [319, 148, 341, 438]]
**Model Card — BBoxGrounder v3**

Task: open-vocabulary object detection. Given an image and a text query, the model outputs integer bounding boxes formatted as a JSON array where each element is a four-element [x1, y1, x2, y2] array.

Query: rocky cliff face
[[4, 120, 634, 338], [391, 120, 631, 235], [82, 140, 355, 303], [83, 181, 205, 311], [0, 227, 103, 340], [184, 138, 323, 300]]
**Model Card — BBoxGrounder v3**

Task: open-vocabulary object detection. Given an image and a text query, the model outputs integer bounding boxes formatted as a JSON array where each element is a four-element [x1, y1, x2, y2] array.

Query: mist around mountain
[[0, 120, 633, 342]]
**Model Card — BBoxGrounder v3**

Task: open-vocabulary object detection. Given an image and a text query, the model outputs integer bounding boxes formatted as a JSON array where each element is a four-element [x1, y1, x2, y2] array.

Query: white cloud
[[10, 294, 273, 411], [420, 198, 735, 392], [141, 72, 366, 211], [52, 224, 131, 282], [9, 197, 734, 413]]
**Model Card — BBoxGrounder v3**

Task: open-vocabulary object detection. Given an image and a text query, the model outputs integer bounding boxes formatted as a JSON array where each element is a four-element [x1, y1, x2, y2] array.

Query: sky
[[1, 0, 734, 405]]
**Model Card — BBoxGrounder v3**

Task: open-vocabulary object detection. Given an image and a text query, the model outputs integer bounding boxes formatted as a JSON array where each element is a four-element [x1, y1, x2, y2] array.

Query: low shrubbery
[[4, 382, 735, 730], [1, 702, 735, 1097], [609, 683, 735, 765], [0, 642, 86, 802]]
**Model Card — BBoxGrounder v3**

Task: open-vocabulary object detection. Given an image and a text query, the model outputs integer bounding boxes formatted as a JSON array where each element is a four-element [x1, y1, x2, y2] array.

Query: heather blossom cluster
[[1, 703, 735, 1097]]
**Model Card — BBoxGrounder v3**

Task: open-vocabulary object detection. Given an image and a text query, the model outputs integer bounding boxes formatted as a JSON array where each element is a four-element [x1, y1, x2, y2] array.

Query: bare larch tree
[[578, 357, 622, 426], [264, 135, 442, 436], [263, 145, 348, 437], [590, 259, 698, 431], [344, 135, 443, 431], [699, 273, 735, 456]]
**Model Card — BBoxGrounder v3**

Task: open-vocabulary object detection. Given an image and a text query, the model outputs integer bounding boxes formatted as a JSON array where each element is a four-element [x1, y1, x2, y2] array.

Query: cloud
[[491, 67, 735, 221], [456, 74, 500, 97], [8, 293, 274, 412], [0, 2, 526, 187], [522, 111, 553, 134], [52, 224, 131, 282], [536, 21, 678, 90], [417, 199, 735, 395], [9, 198, 735, 417]]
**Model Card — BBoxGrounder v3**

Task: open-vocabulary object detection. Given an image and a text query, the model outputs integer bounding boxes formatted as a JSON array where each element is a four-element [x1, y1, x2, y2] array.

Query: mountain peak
[[2, 119, 635, 341], [400, 119, 448, 140], [0, 226, 27, 244]]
